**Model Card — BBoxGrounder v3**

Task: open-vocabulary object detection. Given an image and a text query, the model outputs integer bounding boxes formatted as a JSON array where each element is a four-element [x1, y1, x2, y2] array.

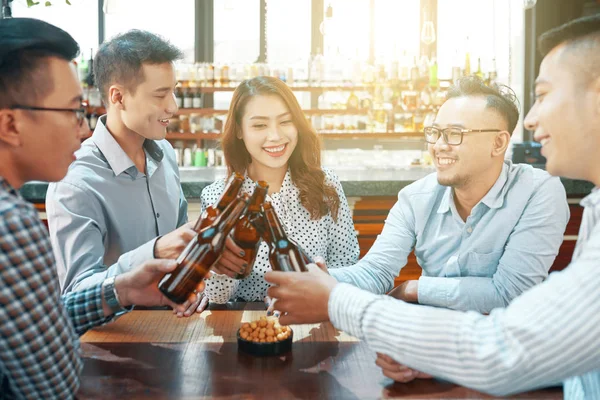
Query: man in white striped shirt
[[265, 14, 600, 398]]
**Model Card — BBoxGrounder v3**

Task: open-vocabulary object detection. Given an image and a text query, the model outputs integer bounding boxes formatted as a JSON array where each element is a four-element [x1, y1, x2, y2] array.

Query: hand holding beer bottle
[[158, 195, 248, 304]]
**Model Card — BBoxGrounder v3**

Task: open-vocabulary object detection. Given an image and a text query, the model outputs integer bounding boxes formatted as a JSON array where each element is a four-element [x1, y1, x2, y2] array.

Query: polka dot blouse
[[200, 168, 360, 303]]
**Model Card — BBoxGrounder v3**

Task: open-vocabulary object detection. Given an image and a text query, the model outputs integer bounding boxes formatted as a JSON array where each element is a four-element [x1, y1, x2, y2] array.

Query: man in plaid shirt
[[0, 18, 204, 399]]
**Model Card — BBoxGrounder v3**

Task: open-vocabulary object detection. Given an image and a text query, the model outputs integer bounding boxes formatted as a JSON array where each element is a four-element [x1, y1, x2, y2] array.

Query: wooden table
[[79, 303, 562, 399]]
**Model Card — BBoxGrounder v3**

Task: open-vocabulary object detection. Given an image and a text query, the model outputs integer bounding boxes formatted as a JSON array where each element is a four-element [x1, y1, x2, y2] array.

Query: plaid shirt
[[0, 177, 113, 400]]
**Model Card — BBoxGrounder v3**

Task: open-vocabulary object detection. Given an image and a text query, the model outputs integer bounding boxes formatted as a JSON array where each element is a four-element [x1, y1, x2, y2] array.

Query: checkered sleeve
[[0, 201, 88, 400], [63, 285, 112, 336]]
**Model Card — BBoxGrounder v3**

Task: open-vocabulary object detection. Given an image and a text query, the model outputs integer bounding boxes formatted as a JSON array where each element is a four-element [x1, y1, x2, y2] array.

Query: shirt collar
[[437, 186, 453, 214], [480, 160, 510, 209], [0, 176, 18, 197], [91, 115, 164, 177], [437, 160, 510, 214], [580, 187, 600, 208]]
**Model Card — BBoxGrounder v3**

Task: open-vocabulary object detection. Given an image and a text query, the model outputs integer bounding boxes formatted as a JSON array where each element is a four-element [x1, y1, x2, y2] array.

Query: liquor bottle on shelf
[[475, 58, 484, 79], [390, 59, 400, 84], [429, 57, 438, 88], [207, 64, 215, 86], [183, 88, 193, 109], [77, 54, 88, 87], [221, 63, 230, 85], [400, 51, 410, 81], [192, 88, 203, 108], [311, 48, 324, 86], [193, 146, 207, 167], [158, 195, 248, 304], [84, 48, 94, 88], [175, 85, 184, 108], [463, 37, 472, 77], [487, 58, 498, 86], [413, 106, 427, 132], [452, 50, 462, 84], [231, 181, 269, 279], [88, 111, 98, 131], [360, 94, 373, 111], [410, 56, 420, 85], [346, 91, 359, 110], [395, 103, 414, 132], [213, 64, 222, 87]]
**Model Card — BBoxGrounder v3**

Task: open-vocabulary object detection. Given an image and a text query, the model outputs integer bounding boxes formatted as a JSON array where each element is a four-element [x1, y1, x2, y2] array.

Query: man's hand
[[264, 263, 337, 325], [114, 259, 205, 315], [376, 353, 433, 383], [154, 222, 197, 259], [387, 280, 419, 303], [211, 236, 247, 278]]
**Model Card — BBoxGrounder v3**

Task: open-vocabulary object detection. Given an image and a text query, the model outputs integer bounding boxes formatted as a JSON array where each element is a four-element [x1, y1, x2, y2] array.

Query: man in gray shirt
[[46, 30, 205, 317]]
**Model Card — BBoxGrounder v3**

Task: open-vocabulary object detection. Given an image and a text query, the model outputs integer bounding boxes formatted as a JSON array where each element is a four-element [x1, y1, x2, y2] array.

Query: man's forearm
[[417, 275, 509, 313]]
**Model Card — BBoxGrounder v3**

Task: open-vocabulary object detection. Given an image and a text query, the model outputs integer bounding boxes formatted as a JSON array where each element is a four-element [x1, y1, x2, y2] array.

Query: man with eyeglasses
[[45, 29, 208, 317], [286, 75, 568, 319], [0, 18, 205, 399]]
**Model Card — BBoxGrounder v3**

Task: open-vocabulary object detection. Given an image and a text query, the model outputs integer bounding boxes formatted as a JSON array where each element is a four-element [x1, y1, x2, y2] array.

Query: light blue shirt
[[329, 187, 600, 398], [331, 160, 569, 313], [46, 116, 187, 293]]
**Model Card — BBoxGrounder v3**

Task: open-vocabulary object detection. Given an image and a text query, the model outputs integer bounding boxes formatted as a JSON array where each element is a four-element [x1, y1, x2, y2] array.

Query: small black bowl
[[237, 328, 293, 357]]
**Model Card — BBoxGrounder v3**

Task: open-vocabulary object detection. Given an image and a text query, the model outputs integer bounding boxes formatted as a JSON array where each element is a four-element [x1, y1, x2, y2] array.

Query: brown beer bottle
[[231, 181, 269, 279], [193, 172, 245, 232], [159, 195, 248, 304], [259, 202, 311, 272]]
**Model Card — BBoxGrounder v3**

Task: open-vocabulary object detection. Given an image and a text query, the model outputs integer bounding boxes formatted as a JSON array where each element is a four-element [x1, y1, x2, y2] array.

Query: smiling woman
[[199, 76, 360, 305]]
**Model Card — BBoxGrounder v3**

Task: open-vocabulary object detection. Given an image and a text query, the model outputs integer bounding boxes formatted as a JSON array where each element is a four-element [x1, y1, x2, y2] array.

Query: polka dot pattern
[[200, 168, 360, 303]]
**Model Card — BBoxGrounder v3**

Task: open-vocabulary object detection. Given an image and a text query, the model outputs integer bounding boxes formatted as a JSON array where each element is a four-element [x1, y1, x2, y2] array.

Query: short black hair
[[446, 76, 520, 135], [0, 18, 79, 109], [94, 30, 183, 103], [538, 14, 600, 84]]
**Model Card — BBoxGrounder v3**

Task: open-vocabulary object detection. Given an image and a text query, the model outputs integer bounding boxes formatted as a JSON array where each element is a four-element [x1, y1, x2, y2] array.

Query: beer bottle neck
[[201, 196, 246, 242], [216, 174, 244, 211], [247, 185, 268, 214], [264, 207, 289, 249]]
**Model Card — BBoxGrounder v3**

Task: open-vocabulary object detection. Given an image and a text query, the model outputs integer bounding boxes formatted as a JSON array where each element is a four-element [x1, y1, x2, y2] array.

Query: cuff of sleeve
[[417, 276, 454, 308], [329, 268, 341, 280], [328, 283, 380, 339], [329, 267, 348, 283], [131, 237, 159, 269]]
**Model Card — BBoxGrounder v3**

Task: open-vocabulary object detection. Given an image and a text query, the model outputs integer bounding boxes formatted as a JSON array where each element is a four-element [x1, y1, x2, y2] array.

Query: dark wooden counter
[[78, 304, 562, 399]]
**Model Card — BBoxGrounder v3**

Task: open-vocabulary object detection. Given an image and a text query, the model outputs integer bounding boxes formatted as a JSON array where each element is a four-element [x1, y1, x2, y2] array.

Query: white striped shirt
[[329, 188, 600, 398]]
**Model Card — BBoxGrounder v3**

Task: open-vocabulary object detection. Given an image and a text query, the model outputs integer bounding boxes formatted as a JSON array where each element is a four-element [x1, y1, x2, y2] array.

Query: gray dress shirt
[[46, 116, 187, 293]]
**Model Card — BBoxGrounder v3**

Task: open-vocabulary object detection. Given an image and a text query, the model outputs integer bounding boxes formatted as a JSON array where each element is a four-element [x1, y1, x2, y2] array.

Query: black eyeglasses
[[10, 105, 86, 127], [423, 126, 502, 145]]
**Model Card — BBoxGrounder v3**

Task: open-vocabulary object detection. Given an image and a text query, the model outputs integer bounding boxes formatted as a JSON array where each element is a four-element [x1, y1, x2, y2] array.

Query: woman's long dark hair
[[221, 76, 340, 221]]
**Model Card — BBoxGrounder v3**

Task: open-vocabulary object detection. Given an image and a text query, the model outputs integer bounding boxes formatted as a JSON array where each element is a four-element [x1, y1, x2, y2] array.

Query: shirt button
[[156, 213, 160, 218], [466, 226, 473, 233]]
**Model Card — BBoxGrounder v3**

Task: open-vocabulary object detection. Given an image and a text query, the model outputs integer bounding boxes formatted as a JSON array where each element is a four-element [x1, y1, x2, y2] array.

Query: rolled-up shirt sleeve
[[330, 189, 416, 294]]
